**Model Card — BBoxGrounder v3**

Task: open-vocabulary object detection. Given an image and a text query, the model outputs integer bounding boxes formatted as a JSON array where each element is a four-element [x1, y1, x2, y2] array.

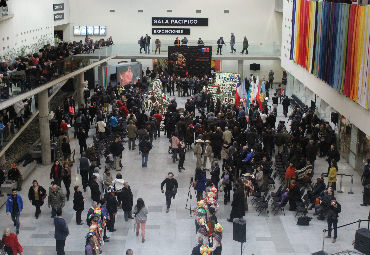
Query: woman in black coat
[[73, 185, 84, 225], [50, 160, 62, 187], [227, 181, 245, 222], [28, 180, 46, 219]]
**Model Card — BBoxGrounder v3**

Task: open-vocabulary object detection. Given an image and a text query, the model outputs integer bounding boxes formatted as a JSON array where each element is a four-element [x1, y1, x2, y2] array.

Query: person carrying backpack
[[139, 136, 152, 167]]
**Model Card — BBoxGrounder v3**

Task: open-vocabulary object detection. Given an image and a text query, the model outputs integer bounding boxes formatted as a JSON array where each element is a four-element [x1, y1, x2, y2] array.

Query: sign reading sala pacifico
[[53, 3, 64, 11], [152, 28, 190, 35], [152, 17, 208, 26]]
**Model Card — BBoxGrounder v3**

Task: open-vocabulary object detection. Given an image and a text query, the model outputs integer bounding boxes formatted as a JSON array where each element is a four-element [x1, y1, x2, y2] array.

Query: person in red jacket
[[285, 162, 296, 188], [2, 228, 23, 255], [153, 112, 163, 138]]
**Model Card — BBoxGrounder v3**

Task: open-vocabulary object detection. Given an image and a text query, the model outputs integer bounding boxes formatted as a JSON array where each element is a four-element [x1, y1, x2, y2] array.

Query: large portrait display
[[168, 46, 212, 77], [117, 63, 142, 87], [204, 73, 240, 104]]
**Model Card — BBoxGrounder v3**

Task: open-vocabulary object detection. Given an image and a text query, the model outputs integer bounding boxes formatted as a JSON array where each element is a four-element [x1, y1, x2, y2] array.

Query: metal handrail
[[319, 219, 370, 254]]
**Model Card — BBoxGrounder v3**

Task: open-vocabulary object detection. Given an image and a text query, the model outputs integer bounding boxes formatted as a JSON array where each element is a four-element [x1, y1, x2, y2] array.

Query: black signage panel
[[54, 13, 64, 21], [152, 28, 190, 35], [152, 17, 208, 26], [53, 3, 64, 11]]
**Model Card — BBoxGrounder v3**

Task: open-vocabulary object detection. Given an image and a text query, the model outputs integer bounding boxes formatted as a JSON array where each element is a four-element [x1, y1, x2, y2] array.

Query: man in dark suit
[[54, 209, 69, 255]]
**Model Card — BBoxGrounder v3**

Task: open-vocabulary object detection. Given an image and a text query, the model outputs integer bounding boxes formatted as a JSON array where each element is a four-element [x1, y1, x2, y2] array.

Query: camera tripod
[[185, 177, 194, 216]]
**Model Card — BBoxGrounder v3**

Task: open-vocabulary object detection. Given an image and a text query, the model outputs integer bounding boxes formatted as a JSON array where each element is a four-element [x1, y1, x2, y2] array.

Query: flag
[[256, 83, 263, 111], [235, 75, 246, 106]]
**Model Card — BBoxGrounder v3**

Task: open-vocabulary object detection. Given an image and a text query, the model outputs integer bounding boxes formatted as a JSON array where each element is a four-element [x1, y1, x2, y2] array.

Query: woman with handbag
[[133, 198, 148, 243], [28, 180, 46, 219]]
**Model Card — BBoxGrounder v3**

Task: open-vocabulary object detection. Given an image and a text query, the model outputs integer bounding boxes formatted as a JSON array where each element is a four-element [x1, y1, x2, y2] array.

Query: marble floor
[[0, 96, 369, 255]]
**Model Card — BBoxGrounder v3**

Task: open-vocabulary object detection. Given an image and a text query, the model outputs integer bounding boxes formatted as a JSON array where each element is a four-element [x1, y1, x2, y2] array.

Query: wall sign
[[152, 17, 208, 26], [152, 28, 190, 35], [53, 3, 64, 11], [54, 13, 64, 21]]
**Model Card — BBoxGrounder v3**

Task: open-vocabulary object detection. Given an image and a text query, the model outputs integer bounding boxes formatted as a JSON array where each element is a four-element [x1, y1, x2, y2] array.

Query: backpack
[[297, 216, 312, 226]]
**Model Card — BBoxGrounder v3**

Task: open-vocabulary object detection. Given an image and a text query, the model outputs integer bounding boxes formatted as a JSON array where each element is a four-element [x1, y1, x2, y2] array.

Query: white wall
[[53, 0, 70, 26], [65, 0, 282, 45], [281, 0, 370, 137], [0, 0, 54, 59]]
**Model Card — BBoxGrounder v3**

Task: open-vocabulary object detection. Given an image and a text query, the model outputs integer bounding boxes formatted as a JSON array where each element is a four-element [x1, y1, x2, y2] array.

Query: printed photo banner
[[205, 73, 240, 104], [290, 0, 370, 109]]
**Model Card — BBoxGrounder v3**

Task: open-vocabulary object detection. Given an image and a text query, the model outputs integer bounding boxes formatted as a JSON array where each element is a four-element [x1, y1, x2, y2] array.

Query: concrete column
[[38, 90, 51, 165], [238, 60, 244, 78], [74, 72, 85, 108]]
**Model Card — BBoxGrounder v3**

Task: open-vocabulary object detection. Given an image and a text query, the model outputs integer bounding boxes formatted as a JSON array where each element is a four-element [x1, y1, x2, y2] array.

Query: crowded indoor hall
[[0, 0, 369, 255]]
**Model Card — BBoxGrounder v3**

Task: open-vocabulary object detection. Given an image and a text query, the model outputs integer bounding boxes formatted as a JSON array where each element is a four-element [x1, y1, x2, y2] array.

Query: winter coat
[[133, 205, 148, 223], [6, 194, 23, 213], [90, 181, 101, 202], [73, 191, 84, 212], [127, 124, 138, 139], [48, 187, 65, 210], [328, 167, 337, 183], [2, 233, 23, 255], [204, 145, 213, 157], [54, 217, 69, 240], [103, 172, 113, 189], [118, 187, 133, 211], [362, 164, 370, 186], [327, 202, 341, 221], [222, 130, 233, 144], [230, 188, 245, 218], [195, 171, 207, 192], [28, 185, 46, 206]]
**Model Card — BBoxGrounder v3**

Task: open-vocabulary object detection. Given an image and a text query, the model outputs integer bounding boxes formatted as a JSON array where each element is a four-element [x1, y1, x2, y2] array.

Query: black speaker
[[354, 228, 370, 255], [233, 218, 246, 243], [250, 63, 260, 71]]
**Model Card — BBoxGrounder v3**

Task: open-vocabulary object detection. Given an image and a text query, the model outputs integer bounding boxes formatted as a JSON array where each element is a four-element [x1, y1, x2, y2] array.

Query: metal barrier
[[315, 219, 370, 255], [321, 173, 354, 194]]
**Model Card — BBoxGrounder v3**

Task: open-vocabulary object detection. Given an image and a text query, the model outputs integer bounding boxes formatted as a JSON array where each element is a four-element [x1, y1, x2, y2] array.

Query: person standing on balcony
[[144, 34, 151, 54], [230, 33, 236, 53], [155, 39, 161, 54], [241, 36, 249, 54], [181, 37, 188, 46], [216, 37, 226, 55]]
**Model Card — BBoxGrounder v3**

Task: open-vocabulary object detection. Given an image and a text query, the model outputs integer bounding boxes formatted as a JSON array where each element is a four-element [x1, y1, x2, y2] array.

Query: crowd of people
[[137, 34, 249, 55], [0, 37, 113, 148], [0, 60, 369, 255]]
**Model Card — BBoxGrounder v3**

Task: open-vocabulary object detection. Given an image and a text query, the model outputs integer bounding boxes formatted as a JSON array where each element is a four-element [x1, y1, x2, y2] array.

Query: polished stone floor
[[1, 96, 369, 255]]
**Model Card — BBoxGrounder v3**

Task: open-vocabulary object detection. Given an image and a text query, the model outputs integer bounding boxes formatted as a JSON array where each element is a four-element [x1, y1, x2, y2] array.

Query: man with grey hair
[[126, 249, 134, 255], [48, 184, 65, 218], [118, 181, 134, 221], [191, 236, 203, 255]]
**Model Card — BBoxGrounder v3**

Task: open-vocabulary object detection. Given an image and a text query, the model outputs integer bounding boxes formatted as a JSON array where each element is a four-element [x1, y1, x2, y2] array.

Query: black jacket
[[161, 178, 178, 195], [28, 185, 46, 205], [327, 202, 341, 221], [191, 244, 202, 255], [139, 140, 152, 153], [90, 181, 101, 202], [50, 165, 62, 180], [110, 142, 124, 157], [73, 191, 84, 212], [230, 188, 245, 219], [118, 187, 133, 211], [104, 193, 118, 214]]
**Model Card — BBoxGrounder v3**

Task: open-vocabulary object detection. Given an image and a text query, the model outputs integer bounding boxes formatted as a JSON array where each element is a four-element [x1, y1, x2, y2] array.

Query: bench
[[0, 160, 37, 208]]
